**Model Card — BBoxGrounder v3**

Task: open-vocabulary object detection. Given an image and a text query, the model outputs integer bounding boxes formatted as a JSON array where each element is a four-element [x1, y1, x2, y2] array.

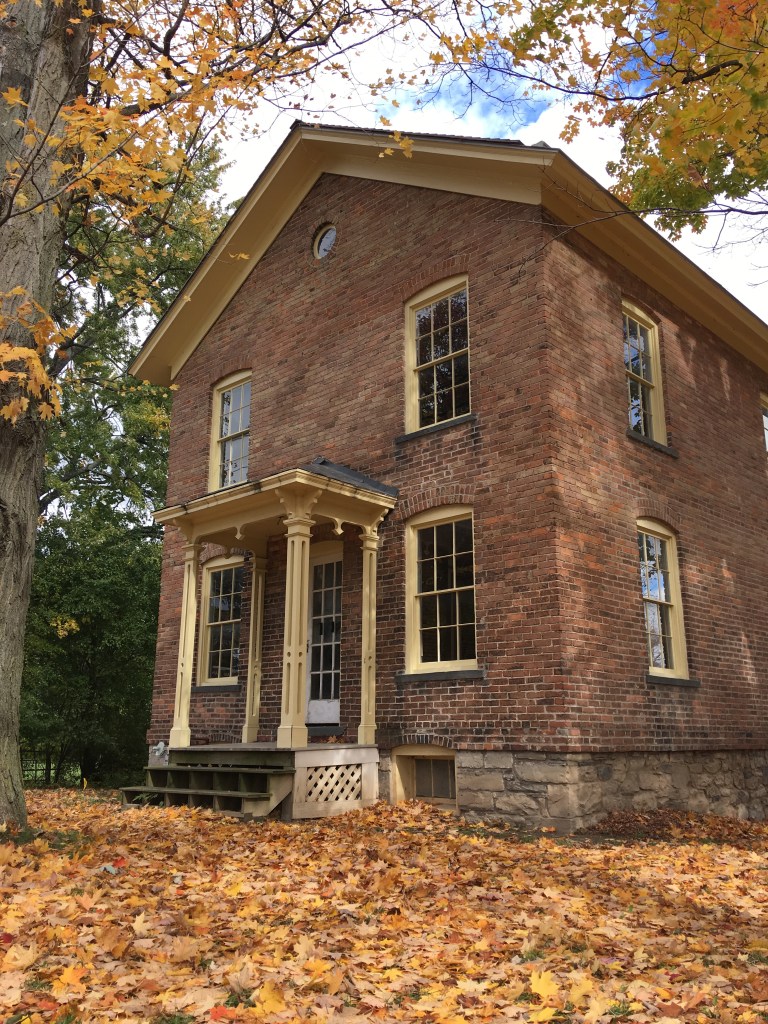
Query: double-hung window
[[201, 557, 244, 683], [637, 519, 688, 678], [761, 393, 768, 452], [406, 278, 470, 432], [623, 304, 667, 445], [210, 372, 251, 490], [406, 507, 477, 671]]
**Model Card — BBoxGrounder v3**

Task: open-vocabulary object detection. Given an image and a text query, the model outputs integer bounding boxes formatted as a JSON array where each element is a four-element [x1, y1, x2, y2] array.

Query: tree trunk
[[0, 0, 91, 826]]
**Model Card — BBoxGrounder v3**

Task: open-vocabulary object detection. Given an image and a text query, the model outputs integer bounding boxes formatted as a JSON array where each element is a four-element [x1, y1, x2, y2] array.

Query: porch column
[[276, 492, 319, 748], [241, 557, 266, 743], [169, 539, 200, 748], [358, 523, 381, 745]]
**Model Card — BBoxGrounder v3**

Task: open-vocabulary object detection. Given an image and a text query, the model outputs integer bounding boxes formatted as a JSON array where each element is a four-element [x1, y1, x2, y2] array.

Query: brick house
[[128, 122, 768, 830]]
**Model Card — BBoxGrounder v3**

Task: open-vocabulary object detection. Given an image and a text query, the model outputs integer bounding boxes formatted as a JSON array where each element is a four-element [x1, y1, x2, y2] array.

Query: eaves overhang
[[130, 122, 768, 384], [155, 466, 397, 549]]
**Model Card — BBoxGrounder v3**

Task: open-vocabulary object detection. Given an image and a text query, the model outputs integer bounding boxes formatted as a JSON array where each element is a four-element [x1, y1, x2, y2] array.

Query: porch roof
[[154, 462, 397, 549]]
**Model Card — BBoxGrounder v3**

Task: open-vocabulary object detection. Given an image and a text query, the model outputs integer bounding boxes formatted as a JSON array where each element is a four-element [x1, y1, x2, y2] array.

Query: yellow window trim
[[198, 554, 245, 686], [637, 518, 688, 679], [623, 300, 668, 446], [208, 370, 252, 493], [391, 744, 457, 805], [405, 504, 477, 674], [404, 275, 470, 435]]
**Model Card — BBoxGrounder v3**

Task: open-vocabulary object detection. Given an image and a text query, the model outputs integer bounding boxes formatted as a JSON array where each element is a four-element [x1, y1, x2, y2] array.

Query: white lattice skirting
[[306, 764, 363, 803], [292, 746, 379, 819]]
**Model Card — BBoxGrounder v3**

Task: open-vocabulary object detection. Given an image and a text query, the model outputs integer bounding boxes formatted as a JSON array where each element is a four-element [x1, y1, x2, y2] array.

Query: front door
[[306, 555, 342, 724]]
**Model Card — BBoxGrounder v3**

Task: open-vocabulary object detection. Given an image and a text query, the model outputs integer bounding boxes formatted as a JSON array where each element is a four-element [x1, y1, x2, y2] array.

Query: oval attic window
[[313, 224, 337, 259]]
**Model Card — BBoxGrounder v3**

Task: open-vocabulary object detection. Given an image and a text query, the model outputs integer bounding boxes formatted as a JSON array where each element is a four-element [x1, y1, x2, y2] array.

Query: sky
[[218, 66, 768, 326]]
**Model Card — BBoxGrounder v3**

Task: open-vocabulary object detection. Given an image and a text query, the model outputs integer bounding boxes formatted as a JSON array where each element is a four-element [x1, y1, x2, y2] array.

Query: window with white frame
[[210, 373, 251, 490], [406, 506, 477, 671], [406, 278, 470, 432], [637, 519, 688, 677], [761, 393, 768, 452], [201, 557, 244, 683], [623, 304, 667, 445]]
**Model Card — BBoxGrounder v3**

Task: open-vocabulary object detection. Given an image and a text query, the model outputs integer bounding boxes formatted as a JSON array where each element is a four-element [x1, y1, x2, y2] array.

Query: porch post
[[241, 556, 266, 743], [358, 523, 381, 745], [169, 539, 200, 748], [276, 489, 319, 748]]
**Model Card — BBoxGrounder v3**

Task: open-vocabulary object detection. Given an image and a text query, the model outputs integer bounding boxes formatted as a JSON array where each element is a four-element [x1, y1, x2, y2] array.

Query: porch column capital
[[169, 539, 201, 748]]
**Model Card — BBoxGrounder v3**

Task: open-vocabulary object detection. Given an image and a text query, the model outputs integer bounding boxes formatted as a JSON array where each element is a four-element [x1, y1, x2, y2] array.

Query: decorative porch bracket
[[169, 540, 200, 748]]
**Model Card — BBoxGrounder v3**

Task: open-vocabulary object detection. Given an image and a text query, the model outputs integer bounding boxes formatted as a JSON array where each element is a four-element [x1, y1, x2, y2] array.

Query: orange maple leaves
[[2, 792, 768, 1023]]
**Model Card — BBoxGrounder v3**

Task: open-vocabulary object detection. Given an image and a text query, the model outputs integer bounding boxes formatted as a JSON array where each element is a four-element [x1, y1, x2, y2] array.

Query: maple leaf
[[530, 969, 560, 1006], [256, 980, 286, 1013]]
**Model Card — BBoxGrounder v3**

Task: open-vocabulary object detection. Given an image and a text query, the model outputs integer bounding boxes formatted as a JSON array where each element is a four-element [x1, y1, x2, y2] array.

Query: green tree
[[22, 514, 161, 786], [429, 0, 768, 236]]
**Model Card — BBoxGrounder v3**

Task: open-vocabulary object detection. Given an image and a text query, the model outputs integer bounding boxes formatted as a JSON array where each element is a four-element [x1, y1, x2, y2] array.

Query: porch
[[122, 743, 379, 820]]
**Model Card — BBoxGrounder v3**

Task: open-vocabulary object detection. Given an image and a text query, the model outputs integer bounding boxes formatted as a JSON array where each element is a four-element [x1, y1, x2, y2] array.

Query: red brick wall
[[148, 172, 768, 757]]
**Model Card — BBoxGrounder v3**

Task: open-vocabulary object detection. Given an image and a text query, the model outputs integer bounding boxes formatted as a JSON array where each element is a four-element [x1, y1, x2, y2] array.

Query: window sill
[[193, 683, 241, 693], [626, 429, 679, 458], [396, 668, 485, 683], [646, 673, 700, 688], [396, 413, 477, 445]]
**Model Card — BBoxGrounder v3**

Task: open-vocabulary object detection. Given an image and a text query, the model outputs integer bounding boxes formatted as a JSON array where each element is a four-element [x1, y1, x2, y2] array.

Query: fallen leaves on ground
[[1, 792, 768, 1024]]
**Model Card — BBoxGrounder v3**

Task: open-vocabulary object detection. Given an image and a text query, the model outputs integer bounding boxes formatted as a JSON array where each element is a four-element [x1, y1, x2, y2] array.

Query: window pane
[[450, 290, 467, 322], [459, 624, 476, 660], [420, 594, 437, 628], [435, 523, 453, 557], [439, 625, 458, 661], [451, 319, 468, 352], [417, 335, 431, 366], [436, 555, 454, 590], [454, 518, 472, 552], [416, 307, 432, 337], [458, 587, 475, 623], [421, 628, 438, 662], [438, 591, 457, 625], [454, 383, 470, 416], [433, 297, 449, 329], [435, 389, 452, 422], [433, 327, 450, 360], [414, 759, 432, 796]]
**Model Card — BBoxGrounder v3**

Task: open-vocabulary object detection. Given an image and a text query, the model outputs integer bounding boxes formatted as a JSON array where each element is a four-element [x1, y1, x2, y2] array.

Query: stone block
[[495, 791, 543, 818], [459, 771, 505, 792], [516, 759, 570, 784], [456, 752, 485, 770], [483, 752, 515, 769], [460, 790, 497, 811]]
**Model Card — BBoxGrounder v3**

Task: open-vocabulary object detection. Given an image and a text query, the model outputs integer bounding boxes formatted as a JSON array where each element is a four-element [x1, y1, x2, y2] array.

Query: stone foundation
[[380, 749, 768, 833]]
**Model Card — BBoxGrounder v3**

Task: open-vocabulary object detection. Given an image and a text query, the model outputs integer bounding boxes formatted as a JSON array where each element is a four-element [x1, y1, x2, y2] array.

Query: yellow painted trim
[[208, 370, 252, 493], [404, 276, 470, 435], [637, 518, 689, 679], [129, 124, 768, 387], [390, 744, 456, 804], [198, 554, 245, 686], [623, 301, 667, 447], [405, 504, 477, 674], [241, 557, 266, 742]]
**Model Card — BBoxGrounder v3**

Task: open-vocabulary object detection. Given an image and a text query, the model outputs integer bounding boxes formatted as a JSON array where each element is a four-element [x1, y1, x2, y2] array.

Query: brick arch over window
[[398, 259, 469, 305], [199, 544, 249, 567], [635, 501, 682, 534], [621, 294, 662, 328], [396, 484, 477, 523], [392, 733, 454, 749]]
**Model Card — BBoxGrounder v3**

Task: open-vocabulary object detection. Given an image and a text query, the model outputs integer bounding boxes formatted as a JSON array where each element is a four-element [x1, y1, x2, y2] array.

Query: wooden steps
[[121, 758, 295, 819]]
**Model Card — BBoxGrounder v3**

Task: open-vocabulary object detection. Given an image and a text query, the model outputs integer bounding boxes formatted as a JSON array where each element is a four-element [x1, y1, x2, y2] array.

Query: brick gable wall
[[148, 171, 768, 764]]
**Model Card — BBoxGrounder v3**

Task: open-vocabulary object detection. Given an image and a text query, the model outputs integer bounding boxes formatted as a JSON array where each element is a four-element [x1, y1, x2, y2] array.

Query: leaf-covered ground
[[2, 792, 768, 1024]]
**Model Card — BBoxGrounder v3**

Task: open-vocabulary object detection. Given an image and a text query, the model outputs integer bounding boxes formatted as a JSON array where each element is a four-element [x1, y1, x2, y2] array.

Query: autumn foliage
[[2, 794, 768, 1024]]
